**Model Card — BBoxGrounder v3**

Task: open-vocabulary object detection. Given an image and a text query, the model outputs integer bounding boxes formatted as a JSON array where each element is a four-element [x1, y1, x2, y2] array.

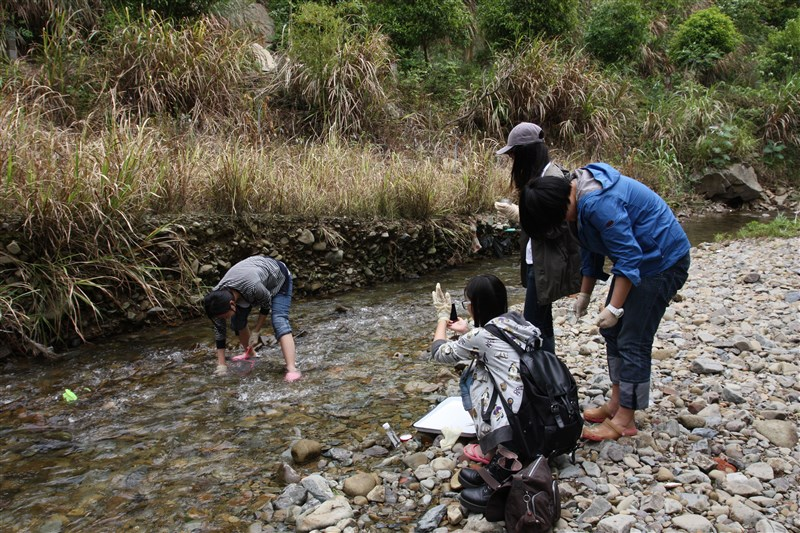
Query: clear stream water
[[0, 213, 770, 531]]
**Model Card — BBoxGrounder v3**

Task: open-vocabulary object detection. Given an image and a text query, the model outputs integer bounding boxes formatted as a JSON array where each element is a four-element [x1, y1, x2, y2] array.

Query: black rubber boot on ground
[[459, 483, 495, 513], [458, 467, 484, 488], [458, 452, 520, 510]]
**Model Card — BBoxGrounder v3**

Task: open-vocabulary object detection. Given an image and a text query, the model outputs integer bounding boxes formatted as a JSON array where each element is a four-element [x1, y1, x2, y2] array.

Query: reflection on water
[[680, 211, 773, 245], [0, 213, 764, 530]]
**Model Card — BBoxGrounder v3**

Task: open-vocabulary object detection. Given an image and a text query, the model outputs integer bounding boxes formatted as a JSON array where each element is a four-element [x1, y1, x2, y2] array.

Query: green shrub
[[585, 0, 650, 63], [288, 3, 345, 77], [759, 17, 800, 80], [715, 213, 799, 240], [476, 0, 579, 50], [694, 122, 757, 168], [716, 0, 772, 45], [669, 7, 741, 71], [366, 0, 470, 61], [268, 16, 396, 138]]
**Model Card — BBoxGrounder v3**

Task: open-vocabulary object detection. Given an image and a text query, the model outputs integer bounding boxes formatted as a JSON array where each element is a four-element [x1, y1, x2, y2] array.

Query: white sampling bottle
[[382, 422, 402, 448]]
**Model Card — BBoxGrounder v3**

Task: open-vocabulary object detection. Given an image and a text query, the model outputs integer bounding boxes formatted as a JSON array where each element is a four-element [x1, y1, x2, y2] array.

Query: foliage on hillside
[[2, 0, 799, 352], [2, 0, 798, 194]]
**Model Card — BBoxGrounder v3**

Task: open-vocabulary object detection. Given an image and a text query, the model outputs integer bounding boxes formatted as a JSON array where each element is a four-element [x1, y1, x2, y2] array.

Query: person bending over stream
[[202, 255, 301, 382], [520, 162, 690, 441]]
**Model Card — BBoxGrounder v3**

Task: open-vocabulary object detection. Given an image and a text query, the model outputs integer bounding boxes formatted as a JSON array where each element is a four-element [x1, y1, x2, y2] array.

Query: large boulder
[[220, 1, 275, 42], [695, 164, 763, 206]]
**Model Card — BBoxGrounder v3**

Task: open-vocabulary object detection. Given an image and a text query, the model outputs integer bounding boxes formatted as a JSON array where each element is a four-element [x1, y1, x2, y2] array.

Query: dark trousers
[[523, 263, 555, 353], [602, 253, 691, 410]]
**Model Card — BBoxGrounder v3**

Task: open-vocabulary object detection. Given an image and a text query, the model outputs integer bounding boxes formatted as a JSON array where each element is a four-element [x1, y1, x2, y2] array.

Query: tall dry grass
[[0, 93, 509, 349], [457, 39, 636, 158], [265, 27, 396, 138]]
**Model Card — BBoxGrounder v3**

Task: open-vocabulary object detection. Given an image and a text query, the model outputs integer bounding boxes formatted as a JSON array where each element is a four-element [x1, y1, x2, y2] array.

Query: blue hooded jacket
[[577, 163, 690, 286]]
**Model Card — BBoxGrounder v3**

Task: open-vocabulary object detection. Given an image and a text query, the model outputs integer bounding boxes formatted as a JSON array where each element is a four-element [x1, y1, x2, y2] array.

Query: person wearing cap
[[494, 122, 581, 354], [202, 255, 301, 382], [518, 162, 690, 441]]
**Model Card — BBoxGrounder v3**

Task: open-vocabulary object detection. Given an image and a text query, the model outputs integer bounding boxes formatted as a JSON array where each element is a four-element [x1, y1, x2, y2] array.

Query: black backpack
[[483, 317, 582, 461]]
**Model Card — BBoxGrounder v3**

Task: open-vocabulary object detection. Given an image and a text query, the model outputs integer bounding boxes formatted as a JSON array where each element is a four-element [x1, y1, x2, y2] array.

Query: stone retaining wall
[[0, 214, 515, 350]]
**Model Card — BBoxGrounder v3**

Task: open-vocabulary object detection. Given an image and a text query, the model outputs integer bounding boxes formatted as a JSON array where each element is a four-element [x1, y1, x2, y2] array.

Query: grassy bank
[[1, 2, 799, 354]]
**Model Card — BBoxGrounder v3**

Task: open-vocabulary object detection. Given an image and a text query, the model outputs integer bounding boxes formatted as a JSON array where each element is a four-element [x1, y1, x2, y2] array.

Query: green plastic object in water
[[62, 389, 77, 403]]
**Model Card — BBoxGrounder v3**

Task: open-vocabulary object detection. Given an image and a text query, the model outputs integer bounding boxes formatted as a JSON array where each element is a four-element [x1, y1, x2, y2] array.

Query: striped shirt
[[211, 256, 289, 346]]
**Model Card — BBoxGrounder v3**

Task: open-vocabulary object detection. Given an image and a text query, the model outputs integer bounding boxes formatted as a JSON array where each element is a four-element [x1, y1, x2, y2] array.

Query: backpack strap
[[485, 323, 566, 430]]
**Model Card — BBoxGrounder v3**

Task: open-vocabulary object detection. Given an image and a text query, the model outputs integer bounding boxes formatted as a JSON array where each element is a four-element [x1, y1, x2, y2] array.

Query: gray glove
[[596, 305, 623, 329], [573, 292, 590, 318]]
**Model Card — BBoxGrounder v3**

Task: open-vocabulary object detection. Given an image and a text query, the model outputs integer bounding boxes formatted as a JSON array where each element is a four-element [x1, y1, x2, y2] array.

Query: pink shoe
[[284, 371, 302, 382], [463, 443, 491, 464], [232, 347, 254, 361]]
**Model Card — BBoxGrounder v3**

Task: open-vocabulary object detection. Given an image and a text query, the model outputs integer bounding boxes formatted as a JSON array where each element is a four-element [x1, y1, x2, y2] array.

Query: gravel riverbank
[[249, 237, 800, 533]]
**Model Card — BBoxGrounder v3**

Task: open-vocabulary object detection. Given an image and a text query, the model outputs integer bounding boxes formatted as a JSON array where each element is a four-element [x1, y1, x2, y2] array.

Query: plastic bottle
[[382, 422, 402, 448], [449, 303, 458, 321]]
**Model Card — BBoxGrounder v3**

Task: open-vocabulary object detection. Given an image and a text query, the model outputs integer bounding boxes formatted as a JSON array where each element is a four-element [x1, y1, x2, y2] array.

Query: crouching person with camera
[[429, 276, 536, 510]]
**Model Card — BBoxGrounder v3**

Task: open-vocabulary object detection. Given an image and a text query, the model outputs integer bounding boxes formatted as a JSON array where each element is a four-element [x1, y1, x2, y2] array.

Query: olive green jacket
[[519, 163, 582, 305]]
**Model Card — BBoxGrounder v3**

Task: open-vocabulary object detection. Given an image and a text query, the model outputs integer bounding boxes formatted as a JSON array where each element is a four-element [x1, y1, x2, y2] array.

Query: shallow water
[[0, 214, 764, 531]]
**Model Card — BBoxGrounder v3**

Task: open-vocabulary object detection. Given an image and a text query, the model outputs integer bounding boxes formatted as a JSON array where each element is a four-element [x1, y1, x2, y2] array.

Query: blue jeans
[[602, 253, 690, 410], [230, 267, 293, 341], [524, 263, 555, 353], [270, 271, 293, 340]]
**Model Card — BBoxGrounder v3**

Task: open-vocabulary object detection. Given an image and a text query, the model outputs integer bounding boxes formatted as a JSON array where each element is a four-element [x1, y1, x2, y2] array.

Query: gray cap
[[496, 122, 544, 154]]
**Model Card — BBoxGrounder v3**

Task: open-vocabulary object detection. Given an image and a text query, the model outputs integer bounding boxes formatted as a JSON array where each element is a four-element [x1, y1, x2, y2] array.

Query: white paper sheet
[[412, 396, 476, 437]]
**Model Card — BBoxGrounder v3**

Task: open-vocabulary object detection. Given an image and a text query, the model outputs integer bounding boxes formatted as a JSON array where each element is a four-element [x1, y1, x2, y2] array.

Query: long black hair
[[519, 174, 572, 240], [510, 142, 551, 192], [464, 274, 508, 327]]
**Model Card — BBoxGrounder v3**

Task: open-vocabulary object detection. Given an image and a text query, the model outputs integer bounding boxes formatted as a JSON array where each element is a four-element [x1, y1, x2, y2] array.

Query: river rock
[[301, 474, 334, 502], [597, 514, 637, 533], [342, 472, 377, 497], [404, 381, 440, 394], [753, 419, 798, 448], [366, 483, 385, 503], [578, 496, 613, 524], [403, 452, 429, 469], [756, 519, 788, 532], [729, 501, 764, 527], [291, 439, 322, 464], [276, 462, 302, 484], [678, 414, 706, 430], [430, 457, 455, 472], [5, 240, 21, 255], [297, 229, 315, 245], [672, 513, 714, 531], [695, 164, 763, 204], [724, 472, 763, 496], [416, 504, 447, 532], [691, 358, 724, 374], [274, 483, 307, 509], [295, 495, 353, 532]]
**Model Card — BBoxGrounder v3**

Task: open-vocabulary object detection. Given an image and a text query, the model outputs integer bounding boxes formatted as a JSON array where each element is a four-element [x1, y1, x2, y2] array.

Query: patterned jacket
[[431, 312, 541, 453]]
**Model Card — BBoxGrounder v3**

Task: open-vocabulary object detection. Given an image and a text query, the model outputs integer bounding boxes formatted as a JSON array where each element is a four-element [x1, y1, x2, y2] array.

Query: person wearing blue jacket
[[519, 162, 690, 441]]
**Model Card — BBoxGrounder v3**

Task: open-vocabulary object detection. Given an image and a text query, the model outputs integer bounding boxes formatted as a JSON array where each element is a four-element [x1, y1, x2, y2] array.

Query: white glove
[[214, 364, 228, 376], [596, 307, 620, 329], [494, 201, 520, 223], [431, 283, 452, 321], [573, 292, 590, 318]]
